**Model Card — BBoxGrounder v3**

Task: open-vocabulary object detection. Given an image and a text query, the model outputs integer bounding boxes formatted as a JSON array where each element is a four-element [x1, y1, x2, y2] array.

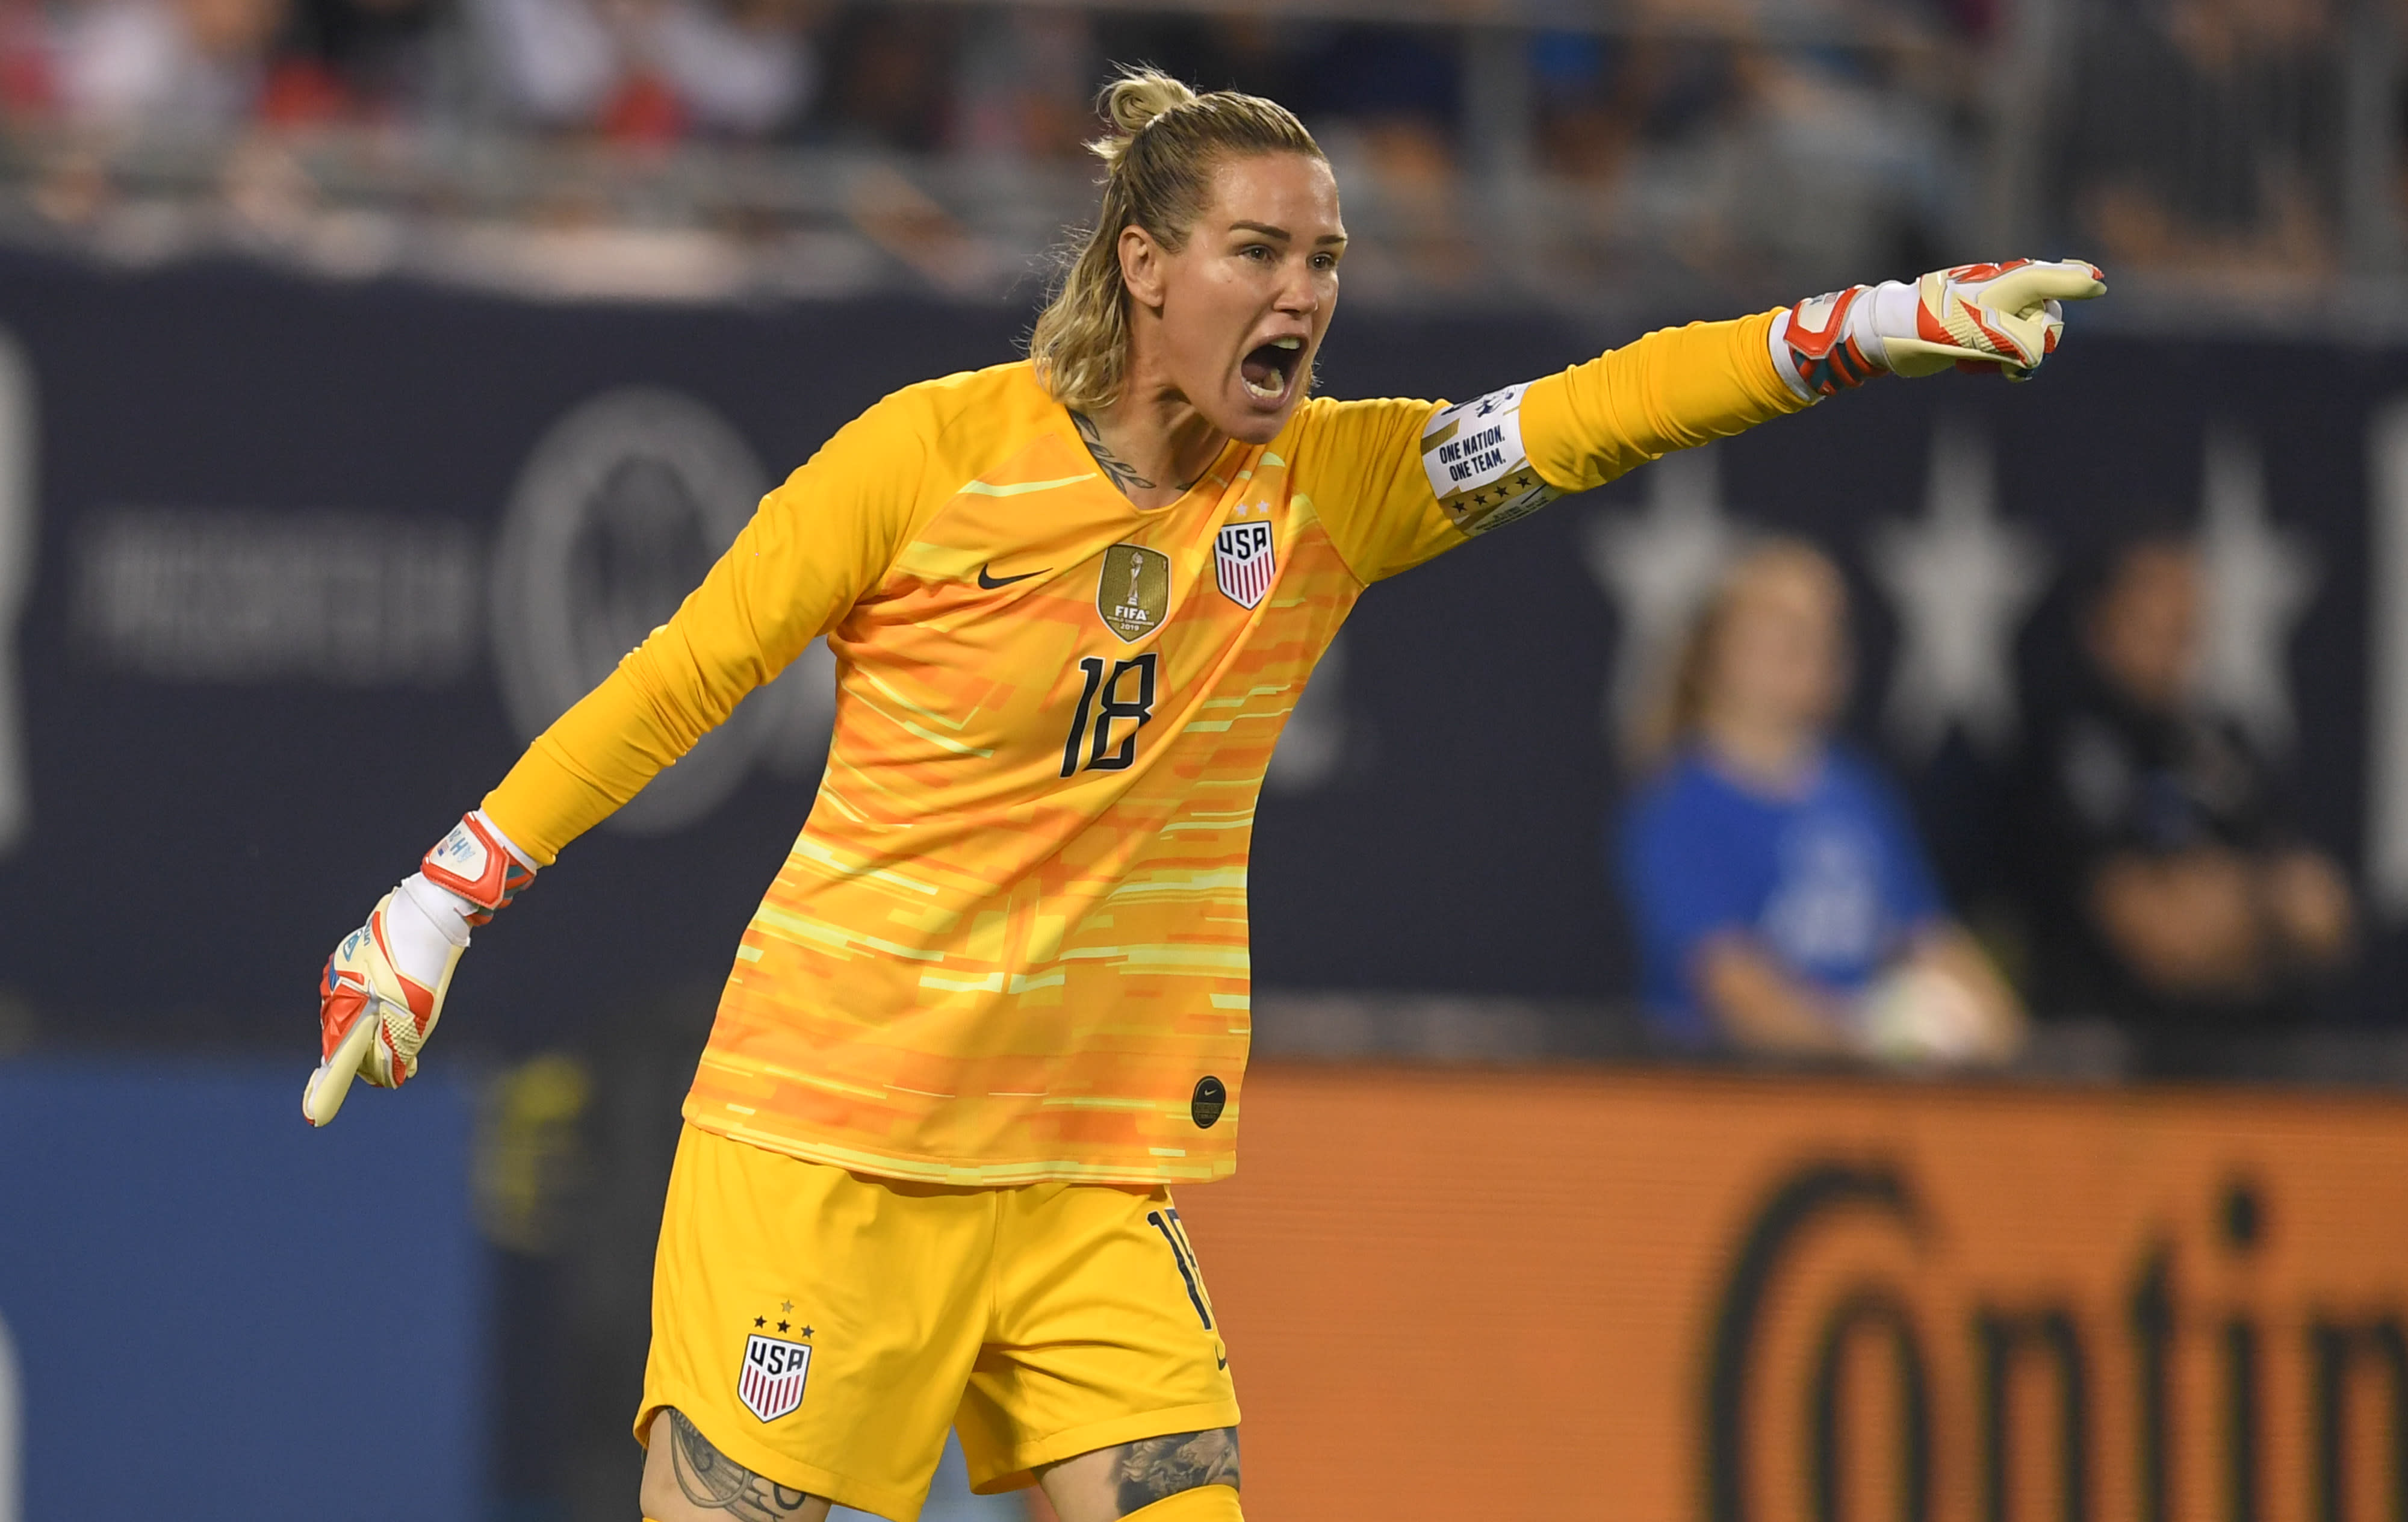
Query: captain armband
[[1418, 384, 1565, 538]]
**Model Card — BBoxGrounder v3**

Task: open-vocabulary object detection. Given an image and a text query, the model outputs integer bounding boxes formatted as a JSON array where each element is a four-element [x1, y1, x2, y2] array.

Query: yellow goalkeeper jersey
[[482, 312, 1805, 1185]]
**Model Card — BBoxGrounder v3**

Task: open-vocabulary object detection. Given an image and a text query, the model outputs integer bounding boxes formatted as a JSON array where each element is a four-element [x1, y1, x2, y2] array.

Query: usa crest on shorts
[[1214, 520, 1275, 609], [738, 1334, 811, 1421]]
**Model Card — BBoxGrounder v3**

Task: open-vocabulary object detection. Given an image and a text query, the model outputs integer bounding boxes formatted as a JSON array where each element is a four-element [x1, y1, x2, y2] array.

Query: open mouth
[[1240, 336, 1304, 403]]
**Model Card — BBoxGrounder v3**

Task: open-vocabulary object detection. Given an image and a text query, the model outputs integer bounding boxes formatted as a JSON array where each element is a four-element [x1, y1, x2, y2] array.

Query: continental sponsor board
[[1178, 1066, 2408, 1521]]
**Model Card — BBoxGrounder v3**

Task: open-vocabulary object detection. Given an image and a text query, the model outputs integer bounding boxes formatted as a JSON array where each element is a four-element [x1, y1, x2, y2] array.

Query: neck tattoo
[[1074, 411, 1193, 497]]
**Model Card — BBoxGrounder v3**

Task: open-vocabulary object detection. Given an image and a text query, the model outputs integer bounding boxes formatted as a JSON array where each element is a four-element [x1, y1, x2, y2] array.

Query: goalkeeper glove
[[304, 810, 536, 1127], [1773, 258, 2107, 397]]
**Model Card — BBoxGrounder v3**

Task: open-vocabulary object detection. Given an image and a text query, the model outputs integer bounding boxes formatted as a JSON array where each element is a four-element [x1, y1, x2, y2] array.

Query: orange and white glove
[[1772, 258, 2107, 397], [304, 811, 536, 1126]]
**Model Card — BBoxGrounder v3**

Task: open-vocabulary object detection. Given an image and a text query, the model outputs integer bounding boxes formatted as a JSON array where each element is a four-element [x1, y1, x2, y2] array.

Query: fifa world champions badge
[[739, 1334, 811, 1421], [1097, 544, 1171, 641], [1214, 518, 1276, 609]]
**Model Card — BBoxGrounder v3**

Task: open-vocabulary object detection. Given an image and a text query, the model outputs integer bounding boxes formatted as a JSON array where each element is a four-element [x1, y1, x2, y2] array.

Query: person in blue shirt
[[1614, 539, 2025, 1063]]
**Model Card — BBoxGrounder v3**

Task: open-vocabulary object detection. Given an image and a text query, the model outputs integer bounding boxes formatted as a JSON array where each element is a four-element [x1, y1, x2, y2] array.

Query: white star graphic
[[1583, 449, 1748, 754], [2196, 427, 2318, 754], [1867, 421, 2050, 759]]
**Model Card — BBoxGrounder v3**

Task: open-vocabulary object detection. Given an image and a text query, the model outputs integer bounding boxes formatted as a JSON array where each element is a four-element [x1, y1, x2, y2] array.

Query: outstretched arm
[[1695, 933, 1859, 1058], [306, 398, 928, 1124], [1311, 259, 2105, 583], [479, 405, 928, 864], [1454, 259, 2108, 536]]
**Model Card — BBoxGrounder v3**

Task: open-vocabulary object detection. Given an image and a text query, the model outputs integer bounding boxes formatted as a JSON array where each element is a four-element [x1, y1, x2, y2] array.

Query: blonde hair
[[1029, 67, 1323, 414], [1631, 538, 1845, 769]]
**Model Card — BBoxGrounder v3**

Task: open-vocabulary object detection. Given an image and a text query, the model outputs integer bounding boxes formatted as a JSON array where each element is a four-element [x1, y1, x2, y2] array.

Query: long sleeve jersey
[[482, 311, 1810, 1185]]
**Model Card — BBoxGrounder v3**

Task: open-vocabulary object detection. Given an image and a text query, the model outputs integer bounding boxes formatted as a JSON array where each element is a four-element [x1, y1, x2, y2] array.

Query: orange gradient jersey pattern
[[481, 316, 1805, 1185], [715, 368, 1383, 1184]]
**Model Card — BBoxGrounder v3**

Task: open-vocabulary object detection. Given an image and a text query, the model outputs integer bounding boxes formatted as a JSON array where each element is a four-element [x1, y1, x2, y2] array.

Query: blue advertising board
[[0, 1061, 483, 1521]]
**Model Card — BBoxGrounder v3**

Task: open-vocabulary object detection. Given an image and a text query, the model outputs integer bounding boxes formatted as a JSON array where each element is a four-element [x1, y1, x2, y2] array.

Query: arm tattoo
[[1072, 412, 1159, 495], [1112, 1427, 1240, 1515], [667, 1409, 816, 1520]]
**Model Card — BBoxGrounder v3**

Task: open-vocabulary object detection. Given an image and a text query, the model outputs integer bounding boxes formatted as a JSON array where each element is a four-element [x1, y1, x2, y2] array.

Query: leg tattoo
[[1112, 1428, 1240, 1515], [666, 1409, 817, 1520]]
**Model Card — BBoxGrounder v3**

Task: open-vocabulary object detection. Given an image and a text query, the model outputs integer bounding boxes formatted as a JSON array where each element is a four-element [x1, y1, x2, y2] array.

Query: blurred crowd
[[0, 0, 2375, 303], [0, 0, 1991, 302], [2057, 0, 2363, 294], [1612, 529, 2357, 1076], [0, 0, 1985, 154]]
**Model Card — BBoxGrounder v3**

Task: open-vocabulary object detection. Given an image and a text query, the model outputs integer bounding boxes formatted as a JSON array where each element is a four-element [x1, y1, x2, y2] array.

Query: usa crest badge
[[738, 1334, 811, 1422], [1214, 520, 1275, 609]]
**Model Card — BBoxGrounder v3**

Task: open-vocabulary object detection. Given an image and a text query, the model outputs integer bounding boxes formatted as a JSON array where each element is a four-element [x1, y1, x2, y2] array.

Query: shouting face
[[1117, 152, 1345, 444]]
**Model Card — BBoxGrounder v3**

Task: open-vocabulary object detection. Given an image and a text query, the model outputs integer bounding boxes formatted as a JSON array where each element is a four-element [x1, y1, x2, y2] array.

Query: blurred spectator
[[2015, 535, 2353, 1039], [1531, 29, 1629, 181], [1615, 541, 2025, 1066], [56, 0, 287, 132], [813, 1, 952, 151], [263, 0, 440, 123], [1297, 23, 1456, 132], [1735, 40, 1958, 278], [1295, 23, 1459, 181], [1087, 13, 1291, 102], [1624, 34, 1745, 149], [952, 4, 1091, 159], [1918, 0, 2000, 42], [1294, 25, 1468, 287], [470, 0, 819, 140], [2061, 0, 2336, 284], [0, 0, 60, 121]]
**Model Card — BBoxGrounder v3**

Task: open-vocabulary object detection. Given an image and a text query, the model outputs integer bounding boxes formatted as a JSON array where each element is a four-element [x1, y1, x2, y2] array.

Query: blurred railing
[[0, 0, 2398, 318], [0, 0, 1988, 312]]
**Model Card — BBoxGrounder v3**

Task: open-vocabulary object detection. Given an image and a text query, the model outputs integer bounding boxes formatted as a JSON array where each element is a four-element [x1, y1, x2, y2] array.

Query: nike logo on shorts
[[978, 564, 1047, 589]]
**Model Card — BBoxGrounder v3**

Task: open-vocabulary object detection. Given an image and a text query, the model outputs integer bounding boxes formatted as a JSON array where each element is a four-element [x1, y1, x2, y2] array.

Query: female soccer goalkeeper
[[307, 69, 2101, 1522]]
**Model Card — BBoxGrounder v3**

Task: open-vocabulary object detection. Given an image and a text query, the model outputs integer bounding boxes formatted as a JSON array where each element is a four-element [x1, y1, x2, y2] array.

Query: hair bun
[[1093, 69, 1199, 165], [1035, 68, 1319, 414]]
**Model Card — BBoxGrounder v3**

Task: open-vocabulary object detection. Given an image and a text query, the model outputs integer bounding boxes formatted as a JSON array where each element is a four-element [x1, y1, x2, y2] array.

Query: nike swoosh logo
[[978, 563, 1047, 589], [1217, 1353, 1229, 1369]]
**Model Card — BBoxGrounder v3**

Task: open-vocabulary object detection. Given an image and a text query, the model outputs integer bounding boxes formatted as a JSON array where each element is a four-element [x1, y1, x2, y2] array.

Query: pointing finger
[[1982, 260, 2107, 315]]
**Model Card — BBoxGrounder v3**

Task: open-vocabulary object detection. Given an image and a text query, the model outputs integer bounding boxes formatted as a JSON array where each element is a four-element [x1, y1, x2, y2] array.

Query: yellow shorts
[[636, 1123, 1240, 1521]]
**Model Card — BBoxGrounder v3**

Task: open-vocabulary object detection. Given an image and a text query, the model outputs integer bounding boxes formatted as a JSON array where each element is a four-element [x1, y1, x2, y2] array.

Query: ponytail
[[1029, 67, 1322, 414]]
